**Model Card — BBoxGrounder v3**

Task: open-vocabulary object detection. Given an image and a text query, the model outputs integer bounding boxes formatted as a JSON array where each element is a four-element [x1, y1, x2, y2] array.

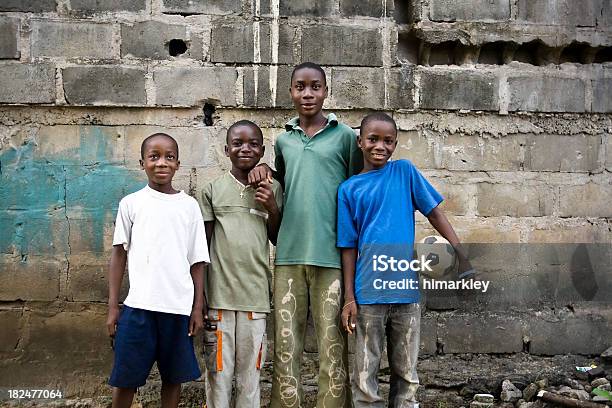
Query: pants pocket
[[203, 309, 222, 373]]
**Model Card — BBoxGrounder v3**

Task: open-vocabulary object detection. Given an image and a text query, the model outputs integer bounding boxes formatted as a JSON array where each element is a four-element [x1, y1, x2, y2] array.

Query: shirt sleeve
[[337, 184, 358, 248], [112, 198, 132, 251], [346, 128, 363, 178], [188, 203, 210, 265], [407, 161, 444, 216], [200, 182, 215, 222], [272, 180, 284, 211]]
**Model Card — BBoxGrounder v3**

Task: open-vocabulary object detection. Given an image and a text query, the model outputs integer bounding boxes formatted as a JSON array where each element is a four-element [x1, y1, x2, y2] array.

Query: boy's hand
[[189, 308, 204, 337], [248, 163, 272, 186], [106, 304, 120, 337], [341, 300, 358, 335], [255, 179, 278, 214]]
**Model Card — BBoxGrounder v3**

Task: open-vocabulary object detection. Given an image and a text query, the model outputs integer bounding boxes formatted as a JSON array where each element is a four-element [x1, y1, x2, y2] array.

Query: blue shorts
[[109, 306, 201, 388]]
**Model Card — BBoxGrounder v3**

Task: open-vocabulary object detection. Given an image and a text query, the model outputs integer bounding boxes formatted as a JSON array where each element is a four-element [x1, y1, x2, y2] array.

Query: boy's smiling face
[[358, 120, 398, 171], [140, 134, 180, 190], [290, 67, 328, 118], [225, 124, 265, 172]]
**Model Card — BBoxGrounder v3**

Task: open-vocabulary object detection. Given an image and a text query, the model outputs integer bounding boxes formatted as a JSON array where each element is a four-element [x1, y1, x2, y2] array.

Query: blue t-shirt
[[337, 160, 443, 304]]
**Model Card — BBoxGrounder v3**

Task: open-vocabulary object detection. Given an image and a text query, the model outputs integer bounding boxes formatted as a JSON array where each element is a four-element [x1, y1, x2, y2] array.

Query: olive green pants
[[270, 265, 351, 408]]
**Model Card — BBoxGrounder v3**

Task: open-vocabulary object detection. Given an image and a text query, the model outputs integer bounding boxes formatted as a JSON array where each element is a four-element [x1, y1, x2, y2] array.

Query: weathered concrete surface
[[70, 0, 147, 14], [508, 75, 586, 112], [31, 21, 118, 59], [419, 69, 499, 111], [121, 21, 186, 59], [301, 26, 383, 67], [0, 0, 56, 12], [430, 0, 511, 22], [63, 66, 146, 105], [0, 63, 56, 103], [161, 0, 240, 15], [154, 66, 238, 106], [0, 16, 20, 59]]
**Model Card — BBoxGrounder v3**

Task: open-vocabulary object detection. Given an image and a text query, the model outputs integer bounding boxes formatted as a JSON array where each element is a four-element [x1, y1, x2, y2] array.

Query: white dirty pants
[[204, 309, 267, 408]]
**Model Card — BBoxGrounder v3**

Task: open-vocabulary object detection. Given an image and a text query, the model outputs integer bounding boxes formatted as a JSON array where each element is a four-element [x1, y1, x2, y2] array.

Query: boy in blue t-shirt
[[337, 113, 472, 407]]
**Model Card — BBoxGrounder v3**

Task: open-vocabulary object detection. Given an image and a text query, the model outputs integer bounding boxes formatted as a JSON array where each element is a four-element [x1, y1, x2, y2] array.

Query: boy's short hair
[[290, 62, 327, 85], [226, 120, 264, 144], [360, 112, 398, 135], [140, 133, 179, 159]]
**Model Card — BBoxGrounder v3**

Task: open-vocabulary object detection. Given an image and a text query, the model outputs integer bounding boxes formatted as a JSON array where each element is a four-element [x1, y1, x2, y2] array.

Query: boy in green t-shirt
[[249, 62, 362, 408], [200, 120, 283, 408]]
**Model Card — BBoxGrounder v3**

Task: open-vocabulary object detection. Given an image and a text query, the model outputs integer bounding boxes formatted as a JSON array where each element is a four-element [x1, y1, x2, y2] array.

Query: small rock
[[601, 346, 612, 361], [523, 383, 538, 402], [592, 378, 610, 388], [597, 383, 612, 392], [593, 395, 611, 403], [500, 380, 522, 402], [469, 402, 493, 408], [564, 378, 584, 390], [558, 386, 590, 401], [585, 385, 592, 392], [588, 366, 605, 380], [535, 379, 548, 389], [517, 402, 543, 408], [473, 394, 494, 403]]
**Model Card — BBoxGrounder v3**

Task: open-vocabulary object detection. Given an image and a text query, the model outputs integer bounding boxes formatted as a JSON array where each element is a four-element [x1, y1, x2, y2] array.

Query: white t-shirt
[[113, 185, 210, 316]]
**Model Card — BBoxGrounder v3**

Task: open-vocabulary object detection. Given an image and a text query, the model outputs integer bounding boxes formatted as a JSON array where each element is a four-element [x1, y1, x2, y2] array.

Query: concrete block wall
[[0, 0, 611, 396]]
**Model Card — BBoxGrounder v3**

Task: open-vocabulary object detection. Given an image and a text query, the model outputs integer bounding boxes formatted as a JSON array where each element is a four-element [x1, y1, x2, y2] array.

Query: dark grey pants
[[352, 303, 421, 408]]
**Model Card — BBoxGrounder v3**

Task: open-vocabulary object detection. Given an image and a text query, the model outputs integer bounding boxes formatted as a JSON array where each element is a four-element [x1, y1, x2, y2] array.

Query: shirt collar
[[285, 113, 338, 131]]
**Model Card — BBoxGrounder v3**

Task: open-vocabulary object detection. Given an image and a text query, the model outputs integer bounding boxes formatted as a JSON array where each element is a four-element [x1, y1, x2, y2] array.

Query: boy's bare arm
[[204, 221, 214, 251], [341, 248, 358, 334], [255, 180, 281, 245], [426, 207, 472, 273], [107, 245, 127, 337], [189, 262, 205, 336]]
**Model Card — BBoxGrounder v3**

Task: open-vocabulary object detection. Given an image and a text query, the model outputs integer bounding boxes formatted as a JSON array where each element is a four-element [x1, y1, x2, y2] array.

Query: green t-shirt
[[200, 172, 283, 312], [274, 113, 363, 268]]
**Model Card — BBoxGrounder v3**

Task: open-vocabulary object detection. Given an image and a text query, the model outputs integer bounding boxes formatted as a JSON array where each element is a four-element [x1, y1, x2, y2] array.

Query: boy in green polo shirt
[[249, 62, 362, 408], [200, 120, 283, 408]]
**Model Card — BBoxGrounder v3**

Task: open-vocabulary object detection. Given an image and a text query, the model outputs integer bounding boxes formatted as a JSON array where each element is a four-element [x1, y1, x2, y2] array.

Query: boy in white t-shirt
[[106, 133, 210, 408]]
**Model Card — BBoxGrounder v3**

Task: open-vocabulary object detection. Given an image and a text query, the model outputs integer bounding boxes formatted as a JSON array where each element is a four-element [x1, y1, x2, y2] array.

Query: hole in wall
[[560, 42, 591, 63], [203, 103, 215, 126], [428, 41, 459, 65], [168, 39, 188, 56], [398, 31, 420, 64], [512, 40, 541, 65], [594, 46, 612, 63], [478, 42, 505, 65]]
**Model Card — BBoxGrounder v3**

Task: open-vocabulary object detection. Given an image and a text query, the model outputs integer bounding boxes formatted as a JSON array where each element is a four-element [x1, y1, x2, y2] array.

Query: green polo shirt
[[274, 113, 363, 268], [201, 172, 283, 312]]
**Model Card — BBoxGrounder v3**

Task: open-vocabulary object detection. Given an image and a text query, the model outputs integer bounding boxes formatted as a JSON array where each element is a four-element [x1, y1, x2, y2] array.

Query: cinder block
[[0, 63, 55, 104], [0, 0, 56, 12], [476, 183, 553, 216], [524, 134, 600, 172], [518, 0, 598, 26], [429, 0, 510, 22], [154, 66, 237, 106], [210, 21, 270, 63], [66, 254, 119, 302], [438, 313, 523, 353], [340, 0, 393, 17], [70, 0, 146, 14], [508, 75, 586, 113], [124, 125, 214, 168], [419, 69, 498, 111], [440, 134, 524, 171], [279, 0, 333, 16], [31, 21, 116, 59], [0, 16, 20, 59], [606, 133, 612, 171], [35, 125, 125, 165], [527, 309, 612, 355], [161, 0, 240, 15], [243, 66, 273, 107], [387, 67, 415, 109], [559, 183, 612, 217], [331, 67, 385, 109], [0, 255, 64, 301], [426, 178, 472, 215], [592, 78, 612, 113], [302, 26, 382, 67], [0, 309, 22, 353], [394, 130, 437, 169], [600, 0, 611, 27], [63, 66, 146, 105], [420, 313, 438, 355], [121, 21, 186, 59]]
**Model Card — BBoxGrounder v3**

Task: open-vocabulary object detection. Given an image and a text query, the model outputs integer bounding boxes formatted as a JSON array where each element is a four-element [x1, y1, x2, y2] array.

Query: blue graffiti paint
[[0, 126, 145, 255]]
